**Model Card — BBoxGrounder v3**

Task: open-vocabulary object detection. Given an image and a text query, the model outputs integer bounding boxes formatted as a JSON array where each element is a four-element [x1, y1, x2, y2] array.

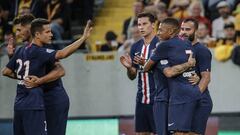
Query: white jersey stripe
[[141, 45, 146, 104], [145, 45, 150, 104]]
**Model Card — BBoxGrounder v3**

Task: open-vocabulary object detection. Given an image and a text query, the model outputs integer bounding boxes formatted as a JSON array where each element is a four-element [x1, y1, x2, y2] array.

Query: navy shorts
[[45, 99, 70, 135], [14, 110, 47, 135], [153, 101, 168, 135], [135, 102, 155, 133], [168, 101, 198, 132], [192, 93, 213, 134]]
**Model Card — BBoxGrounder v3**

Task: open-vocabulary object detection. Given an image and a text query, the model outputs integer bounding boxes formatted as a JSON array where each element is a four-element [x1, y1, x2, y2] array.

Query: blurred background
[[0, 0, 240, 135]]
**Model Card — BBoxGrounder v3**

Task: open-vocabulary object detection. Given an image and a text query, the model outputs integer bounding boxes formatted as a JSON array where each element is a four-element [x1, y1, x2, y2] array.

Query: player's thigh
[[22, 110, 47, 135], [153, 101, 168, 135], [192, 99, 212, 134], [13, 110, 24, 135], [135, 103, 155, 133], [46, 100, 70, 135], [168, 101, 198, 132]]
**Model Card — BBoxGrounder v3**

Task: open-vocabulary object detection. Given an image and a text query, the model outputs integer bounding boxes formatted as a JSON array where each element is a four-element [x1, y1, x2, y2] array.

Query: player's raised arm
[[55, 20, 93, 59]]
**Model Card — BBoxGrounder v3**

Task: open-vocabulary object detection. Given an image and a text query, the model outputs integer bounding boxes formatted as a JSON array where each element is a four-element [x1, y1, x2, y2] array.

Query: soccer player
[[2, 18, 92, 135], [120, 12, 158, 135], [179, 18, 213, 135], [143, 18, 197, 135], [7, 14, 69, 135], [144, 18, 200, 135]]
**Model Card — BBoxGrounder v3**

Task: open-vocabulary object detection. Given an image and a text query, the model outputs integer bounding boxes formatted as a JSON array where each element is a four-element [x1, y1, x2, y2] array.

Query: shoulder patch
[[160, 59, 168, 65]]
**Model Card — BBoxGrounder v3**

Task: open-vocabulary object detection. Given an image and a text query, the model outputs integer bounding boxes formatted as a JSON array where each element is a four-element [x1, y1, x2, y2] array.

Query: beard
[[181, 32, 195, 42], [188, 33, 195, 41]]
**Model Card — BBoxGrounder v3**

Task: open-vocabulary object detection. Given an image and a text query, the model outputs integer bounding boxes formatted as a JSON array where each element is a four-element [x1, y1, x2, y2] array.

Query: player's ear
[[168, 28, 174, 35], [35, 32, 40, 38], [151, 22, 155, 29]]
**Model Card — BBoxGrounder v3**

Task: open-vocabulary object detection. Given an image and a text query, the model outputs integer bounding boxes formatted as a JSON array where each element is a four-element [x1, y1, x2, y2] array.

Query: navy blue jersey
[[193, 42, 212, 96], [42, 44, 69, 106], [152, 62, 168, 102], [130, 36, 159, 104], [43, 62, 69, 106], [6, 44, 56, 110], [150, 36, 201, 104]]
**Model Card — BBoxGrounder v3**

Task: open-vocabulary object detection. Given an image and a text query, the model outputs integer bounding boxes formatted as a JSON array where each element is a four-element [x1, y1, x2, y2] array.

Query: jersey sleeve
[[197, 47, 212, 72], [150, 42, 170, 71], [38, 48, 57, 64], [6, 47, 22, 71]]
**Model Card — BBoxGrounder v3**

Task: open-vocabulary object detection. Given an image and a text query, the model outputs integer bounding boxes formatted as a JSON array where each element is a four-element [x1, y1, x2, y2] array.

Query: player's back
[[164, 37, 201, 104], [7, 44, 56, 110]]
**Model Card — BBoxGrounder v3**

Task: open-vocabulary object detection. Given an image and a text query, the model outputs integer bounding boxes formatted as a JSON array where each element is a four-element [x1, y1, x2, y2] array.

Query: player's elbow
[[55, 63, 65, 77], [163, 69, 174, 78], [56, 50, 68, 59], [128, 76, 136, 80], [127, 73, 136, 80], [2, 68, 10, 76], [59, 68, 65, 77], [1, 69, 6, 76]]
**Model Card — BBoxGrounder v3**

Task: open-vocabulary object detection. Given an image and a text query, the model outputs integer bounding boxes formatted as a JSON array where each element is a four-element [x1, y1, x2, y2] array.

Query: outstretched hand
[[120, 54, 132, 69], [82, 20, 93, 39]]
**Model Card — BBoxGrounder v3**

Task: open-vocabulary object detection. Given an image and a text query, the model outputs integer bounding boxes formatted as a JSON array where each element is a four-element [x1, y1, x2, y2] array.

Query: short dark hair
[[161, 17, 180, 30], [224, 22, 235, 29], [137, 12, 156, 23], [13, 14, 35, 26], [30, 18, 50, 37], [105, 31, 117, 41], [182, 18, 199, 30]]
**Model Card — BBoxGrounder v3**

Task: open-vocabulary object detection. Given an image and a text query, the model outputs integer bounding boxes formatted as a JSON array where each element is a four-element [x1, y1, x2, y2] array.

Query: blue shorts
[[153, 101, 168, 135], [135, 102, 155, 133], [45, 99, 69, 135], [192, 93, 213, 134], [168, 101, 198, 132], [14, 110, 47, 135]]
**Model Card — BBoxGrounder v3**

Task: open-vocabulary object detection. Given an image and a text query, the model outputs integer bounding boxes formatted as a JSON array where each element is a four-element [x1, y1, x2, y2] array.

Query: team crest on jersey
[[160, 59, 168, 65], [46, 49, 54, 53]]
